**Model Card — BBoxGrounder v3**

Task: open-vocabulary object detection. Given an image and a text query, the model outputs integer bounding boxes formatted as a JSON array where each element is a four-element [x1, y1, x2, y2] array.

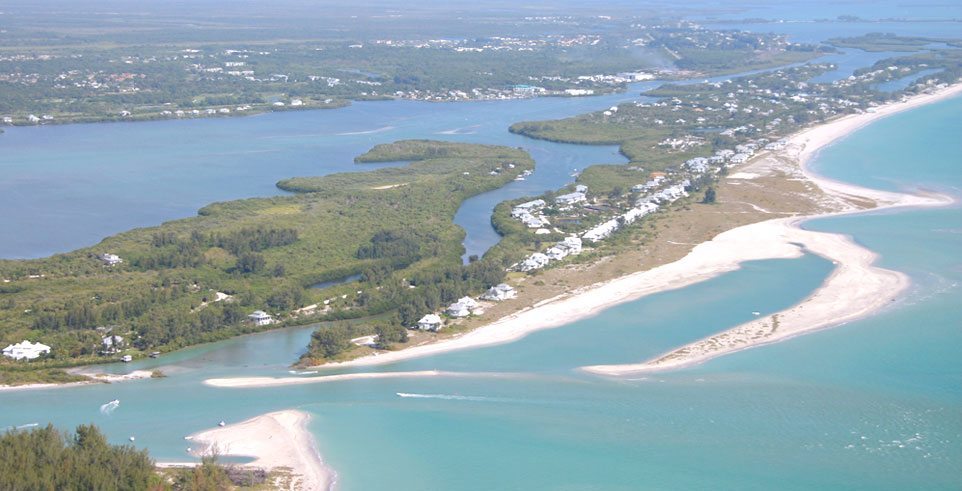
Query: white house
[[248, 310, 274, 326], [545, 245, 569, 261], [519, 253, 550, 272], [730, 153, 750, 164], [562, 236, 582, 255], [446, 297, 480, 318], [99, 253, 123, 266], [583, 219, 621, 242], [481, 283, 517, 302], [555, 192, 587, 206], [511, 199, 546, 218], [2, 340, 51, 360], [102, 335, 124, 350], [417, 314, 443, 331]]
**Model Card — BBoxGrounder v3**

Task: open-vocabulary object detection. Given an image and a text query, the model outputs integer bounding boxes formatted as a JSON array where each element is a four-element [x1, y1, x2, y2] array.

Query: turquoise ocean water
[[1, 94, 959, 491], [1, 15, 961, 489]]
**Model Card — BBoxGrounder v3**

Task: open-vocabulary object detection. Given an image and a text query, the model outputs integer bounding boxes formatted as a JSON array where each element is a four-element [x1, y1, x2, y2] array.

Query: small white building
[[102, 335, 124, 349], [555, 192, 587, 206], [730, 153, 750, 164], [519, 252, 550, 272], [2, 340, 51, 360], [248, 310, 274, 326], [99, 253, 123, 266], [583, 218, 621, 243], [545, 245, 569, 261], [562, 237, 582, 255], [481, 283, 517, 302], [511, 199, 546, 218], [446, 296, 480, 318], [417, 313, 443, 332]]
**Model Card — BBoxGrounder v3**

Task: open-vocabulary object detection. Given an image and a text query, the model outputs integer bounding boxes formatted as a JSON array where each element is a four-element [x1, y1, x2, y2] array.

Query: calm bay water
[[1, 19, 961, 490]]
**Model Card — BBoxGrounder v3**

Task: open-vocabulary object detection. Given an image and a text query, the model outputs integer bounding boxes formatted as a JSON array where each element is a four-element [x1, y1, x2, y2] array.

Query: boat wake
[[395, 392, 508, 403], [336, 125, 396, 136], [435, 125, 480, 135], [14, 423, 39, 430], [288, 370, 319, 375], [100, 399, 120, 415]]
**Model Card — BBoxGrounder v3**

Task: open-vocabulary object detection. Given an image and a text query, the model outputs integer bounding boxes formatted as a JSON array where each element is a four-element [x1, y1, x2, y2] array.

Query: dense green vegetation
[[0, 424, 159, 490], [828, 33, 960, 52], [0, 141, 532, 381]]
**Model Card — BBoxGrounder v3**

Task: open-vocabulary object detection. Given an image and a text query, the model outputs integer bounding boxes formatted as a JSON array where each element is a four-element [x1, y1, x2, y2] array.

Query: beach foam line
[[183, 410, 334, 491], [205, 370, 517, 388]]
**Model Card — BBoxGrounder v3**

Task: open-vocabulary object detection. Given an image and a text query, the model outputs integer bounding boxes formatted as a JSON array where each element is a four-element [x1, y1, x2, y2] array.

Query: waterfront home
[[555, 191, 587, 207], [2, 340, 51, 360], [730, 153, 750, 164], [447, 296, 480, 318], [562, 236, 583, 254], [248, 310, 274, 326], [583, 218, 620, 242], [481, 283, 517, 302], [99, 253, 123, 266], [575, 184, 588, 194], [546, 245, 569, 261], [417, 314, 443, 331], [519, 252, 550, 272], [102, 335, 124, 352], [622, 202, 658, 224], [518, 212, 548, 229], [121, 355, 133, 363], [511, 199, 546, 218]]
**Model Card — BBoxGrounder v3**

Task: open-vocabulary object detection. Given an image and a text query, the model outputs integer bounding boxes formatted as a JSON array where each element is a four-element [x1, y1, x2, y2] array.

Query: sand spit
[[184, 410, 334, 491]]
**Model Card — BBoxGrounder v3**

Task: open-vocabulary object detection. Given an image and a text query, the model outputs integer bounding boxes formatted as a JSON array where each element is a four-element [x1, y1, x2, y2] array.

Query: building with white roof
[[417, 313, 443, 331], [2, 340, 51, 360], [519, 252, 550, 272], [481, 283, 517, 302], [248, 310, 274, 326], [99, 253, 123, 266]]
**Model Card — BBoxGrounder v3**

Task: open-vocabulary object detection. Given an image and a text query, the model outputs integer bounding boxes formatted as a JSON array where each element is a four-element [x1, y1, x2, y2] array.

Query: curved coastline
[[171, 410, 335, 491], [311, 83, 962, 373], [582, 84, 962, 375]]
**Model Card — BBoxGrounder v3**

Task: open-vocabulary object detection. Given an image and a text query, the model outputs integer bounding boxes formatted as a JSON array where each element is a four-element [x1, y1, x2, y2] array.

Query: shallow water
[[2, 16, 961, 490]]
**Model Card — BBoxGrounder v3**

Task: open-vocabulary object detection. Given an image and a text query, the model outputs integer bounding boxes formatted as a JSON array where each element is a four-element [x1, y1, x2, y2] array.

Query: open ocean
[[1, 8, 961, 489]]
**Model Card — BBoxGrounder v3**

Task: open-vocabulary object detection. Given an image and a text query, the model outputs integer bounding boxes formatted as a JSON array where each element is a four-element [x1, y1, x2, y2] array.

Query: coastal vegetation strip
[[315, 83, 962, 371], [0, 140, 532, 384]]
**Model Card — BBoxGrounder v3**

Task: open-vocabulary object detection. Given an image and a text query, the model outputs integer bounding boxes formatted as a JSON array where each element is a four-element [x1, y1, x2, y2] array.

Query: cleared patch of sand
[[185, 410, 333, 491]]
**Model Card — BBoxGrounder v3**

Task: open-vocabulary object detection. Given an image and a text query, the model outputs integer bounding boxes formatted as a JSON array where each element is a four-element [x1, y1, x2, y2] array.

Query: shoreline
[[581, 84, 961, 374], [309, 82, 962, 373], [205, 370, 501, 388], [0, 369, 156, 393], [173, 410, 334, 491]]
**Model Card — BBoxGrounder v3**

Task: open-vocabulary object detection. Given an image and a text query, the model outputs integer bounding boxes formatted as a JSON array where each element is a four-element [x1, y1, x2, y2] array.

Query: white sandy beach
[[208, 369, 469, 388], [0, 369, 157, 392], [184, 410, 333, 491], [304, 82, 962, 374], [581, 84, 961, 374]]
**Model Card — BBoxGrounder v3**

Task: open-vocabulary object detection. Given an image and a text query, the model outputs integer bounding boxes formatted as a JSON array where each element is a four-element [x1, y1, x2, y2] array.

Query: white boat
[[218, 421, 226, 427]]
